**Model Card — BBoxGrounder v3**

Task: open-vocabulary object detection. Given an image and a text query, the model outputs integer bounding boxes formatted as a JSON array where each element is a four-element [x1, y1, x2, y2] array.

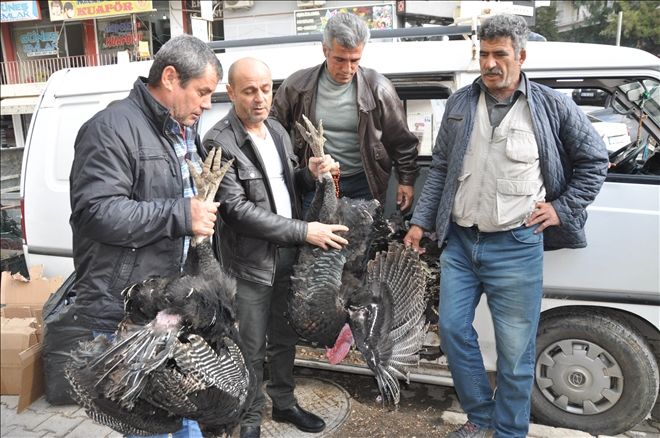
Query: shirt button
[[250, 173, 255, 178]]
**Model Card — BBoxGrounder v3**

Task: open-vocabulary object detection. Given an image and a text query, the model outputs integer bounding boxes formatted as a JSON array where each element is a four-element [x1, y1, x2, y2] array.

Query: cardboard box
[[1, 265, 62, 310], [1, 265, 62, 340], [0, 317, 44, 412], [1, 265, 63, 411]]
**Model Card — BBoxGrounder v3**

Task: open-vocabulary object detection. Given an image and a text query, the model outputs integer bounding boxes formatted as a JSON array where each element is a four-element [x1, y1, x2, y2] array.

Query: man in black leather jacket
[[69, 35, 222, 438], [203, 58, 347, 438]]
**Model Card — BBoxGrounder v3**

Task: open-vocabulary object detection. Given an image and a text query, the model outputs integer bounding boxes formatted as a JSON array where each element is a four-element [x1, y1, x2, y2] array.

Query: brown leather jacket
[[271, 63, 419, 203]]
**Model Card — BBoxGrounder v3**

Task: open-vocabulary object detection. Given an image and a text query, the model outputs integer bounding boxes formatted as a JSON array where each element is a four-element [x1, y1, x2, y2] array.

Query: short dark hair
[[323, 12, 370, 50], [147, 34, 222, 88], [479, 14, 529, 57]]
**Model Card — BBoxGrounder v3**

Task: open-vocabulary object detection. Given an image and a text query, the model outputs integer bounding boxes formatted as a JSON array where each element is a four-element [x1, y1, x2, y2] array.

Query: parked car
[[573, 87, 609, 106]]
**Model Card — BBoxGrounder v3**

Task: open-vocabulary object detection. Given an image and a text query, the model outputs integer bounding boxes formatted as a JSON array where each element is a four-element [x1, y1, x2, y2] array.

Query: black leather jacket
[[69, 78, 200, 330], [203, 109, 315, 286], [271, 62, 419, 203]]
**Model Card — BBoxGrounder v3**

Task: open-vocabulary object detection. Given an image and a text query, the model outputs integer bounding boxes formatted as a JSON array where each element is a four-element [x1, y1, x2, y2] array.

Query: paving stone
[[66, 419, 115, 438], [0, 426, 47, 438], [2, 408, 53, 430], [1, 397, 18, 411], [67, 406, 91, 419], [28, 398, 79, 417], [2, 386, 658, 438], [528, 423, 592, 437], [32, 414, 84, 436], [23, 398, 50, 412], [1, 406, 18, 430]]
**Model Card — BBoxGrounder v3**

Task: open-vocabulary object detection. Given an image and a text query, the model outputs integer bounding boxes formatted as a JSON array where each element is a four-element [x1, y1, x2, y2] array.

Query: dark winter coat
[[69, 78, 202, 330]]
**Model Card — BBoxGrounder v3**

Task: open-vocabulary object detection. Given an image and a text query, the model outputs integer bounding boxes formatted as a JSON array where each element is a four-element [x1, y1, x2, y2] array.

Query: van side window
[[392, 76, 452, 158], [535, 78, 659, 180], [405, 98, 447, 156]]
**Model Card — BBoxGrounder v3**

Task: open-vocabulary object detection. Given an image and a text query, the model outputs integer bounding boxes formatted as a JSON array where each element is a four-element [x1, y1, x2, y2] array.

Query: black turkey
[[65, 148, 256, 437], [288, 116, 427, 405]]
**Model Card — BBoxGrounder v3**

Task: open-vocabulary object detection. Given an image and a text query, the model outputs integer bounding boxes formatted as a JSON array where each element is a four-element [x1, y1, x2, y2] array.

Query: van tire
[[531, 309, 659, 436]]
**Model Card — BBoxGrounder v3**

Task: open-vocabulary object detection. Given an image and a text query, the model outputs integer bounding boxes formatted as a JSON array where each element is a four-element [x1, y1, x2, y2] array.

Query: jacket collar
[[226, 107, 251, 148], [226, 107, 282, 151], [129, 78, 172, 130], [129, 77, 201, 136], [306, 62, 377, 112], [470, 71, 529, 97]]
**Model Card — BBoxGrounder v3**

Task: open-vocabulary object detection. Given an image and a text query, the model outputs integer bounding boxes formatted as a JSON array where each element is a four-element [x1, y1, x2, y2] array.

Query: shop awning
[[0, 96, 39, 115]]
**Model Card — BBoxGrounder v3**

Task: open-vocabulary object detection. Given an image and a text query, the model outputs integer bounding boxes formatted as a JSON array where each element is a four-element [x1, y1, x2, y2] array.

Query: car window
[[406, 98, 446, 156], [390, 76, 452, 158]]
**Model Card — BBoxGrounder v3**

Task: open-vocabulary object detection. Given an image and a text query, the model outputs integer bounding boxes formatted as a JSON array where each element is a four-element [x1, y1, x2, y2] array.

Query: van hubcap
[[535, 339, 623, 414]]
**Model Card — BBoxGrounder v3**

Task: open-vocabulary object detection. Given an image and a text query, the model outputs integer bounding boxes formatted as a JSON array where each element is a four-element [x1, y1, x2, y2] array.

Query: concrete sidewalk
[[1, 377, 351, 438], [2, 377, 659, 438]]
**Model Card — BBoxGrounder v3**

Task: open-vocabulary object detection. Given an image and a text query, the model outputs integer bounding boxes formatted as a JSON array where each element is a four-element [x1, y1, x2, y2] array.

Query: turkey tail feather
[[356, 242, 427, 406]]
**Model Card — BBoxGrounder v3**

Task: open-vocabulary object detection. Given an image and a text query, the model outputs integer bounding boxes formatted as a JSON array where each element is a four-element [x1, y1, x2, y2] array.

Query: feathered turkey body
[[288, 116, 427, 406], [65, 149, 256, 437]]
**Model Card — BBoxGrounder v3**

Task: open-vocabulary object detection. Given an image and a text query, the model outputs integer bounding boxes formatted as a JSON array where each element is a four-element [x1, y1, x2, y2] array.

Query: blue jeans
[[91, 331, 203, 438], [438, 223, 543, 438]]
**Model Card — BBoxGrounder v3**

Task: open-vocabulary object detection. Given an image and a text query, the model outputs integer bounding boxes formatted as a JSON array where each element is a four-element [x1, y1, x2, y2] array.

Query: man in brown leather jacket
[[271, 12, 419, 211]]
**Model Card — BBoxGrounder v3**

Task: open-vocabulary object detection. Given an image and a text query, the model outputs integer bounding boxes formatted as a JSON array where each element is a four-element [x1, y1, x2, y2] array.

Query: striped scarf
[[166, 118, 202, 267]]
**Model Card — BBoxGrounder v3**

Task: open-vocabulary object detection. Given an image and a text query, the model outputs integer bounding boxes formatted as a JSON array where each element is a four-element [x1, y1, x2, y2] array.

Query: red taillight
[[20, 197, 26, 244]]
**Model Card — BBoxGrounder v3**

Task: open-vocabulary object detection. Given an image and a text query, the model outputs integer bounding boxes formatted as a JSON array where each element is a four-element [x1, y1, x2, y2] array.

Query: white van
[[20, 36, 660, 435]]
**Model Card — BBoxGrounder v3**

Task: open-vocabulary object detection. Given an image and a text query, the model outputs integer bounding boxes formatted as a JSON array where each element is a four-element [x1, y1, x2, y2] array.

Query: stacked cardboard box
[[1, 265, 63, 412]]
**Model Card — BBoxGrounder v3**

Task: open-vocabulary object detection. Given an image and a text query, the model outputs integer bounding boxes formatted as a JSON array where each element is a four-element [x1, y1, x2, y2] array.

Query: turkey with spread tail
[[288, 116, 427, 406], [65, 148, 256, 437]]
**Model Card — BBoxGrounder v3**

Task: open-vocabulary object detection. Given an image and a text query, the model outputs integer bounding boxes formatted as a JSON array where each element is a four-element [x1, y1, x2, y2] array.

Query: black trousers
[[235, 247, 299, 426]]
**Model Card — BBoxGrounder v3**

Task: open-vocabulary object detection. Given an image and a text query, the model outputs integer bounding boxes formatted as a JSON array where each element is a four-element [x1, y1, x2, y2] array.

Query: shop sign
[[18, 29, 59, 57], [1, 1, 41, 23], [294, 3, 394, 35], [49, 0, 154, 21], [98, 18, 141, 50]]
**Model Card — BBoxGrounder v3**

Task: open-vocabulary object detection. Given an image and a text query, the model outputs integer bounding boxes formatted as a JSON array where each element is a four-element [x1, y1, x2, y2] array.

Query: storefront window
[[12, 24, 65, 60], [96, 16, 152, 60]]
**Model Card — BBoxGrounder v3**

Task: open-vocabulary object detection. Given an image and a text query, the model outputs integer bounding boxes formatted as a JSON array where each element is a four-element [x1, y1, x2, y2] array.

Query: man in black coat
[[203, 57, 347, 438], [69, 34, 222, 438]]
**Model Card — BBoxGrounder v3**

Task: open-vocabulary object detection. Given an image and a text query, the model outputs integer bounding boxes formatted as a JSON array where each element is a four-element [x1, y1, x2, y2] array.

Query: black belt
[[460, 223, 525, 234]]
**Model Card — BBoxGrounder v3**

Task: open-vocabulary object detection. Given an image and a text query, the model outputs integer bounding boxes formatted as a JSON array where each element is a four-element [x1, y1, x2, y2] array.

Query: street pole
[[616, 11, 623, 46]]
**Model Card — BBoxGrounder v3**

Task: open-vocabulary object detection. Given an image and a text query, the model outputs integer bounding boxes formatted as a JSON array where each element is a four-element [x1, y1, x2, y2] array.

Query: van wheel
[[531, 309, 659, 436]]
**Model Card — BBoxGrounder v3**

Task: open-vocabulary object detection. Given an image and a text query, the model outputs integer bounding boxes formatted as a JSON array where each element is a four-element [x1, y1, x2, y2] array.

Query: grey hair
[[479, 14, 529, 57], [323, 12, 370, 49], [147, 34, 222, 87]]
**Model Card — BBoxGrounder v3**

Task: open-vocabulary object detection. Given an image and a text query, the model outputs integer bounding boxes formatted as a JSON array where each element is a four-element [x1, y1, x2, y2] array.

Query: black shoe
[[272, 403, 326, 433], [239, 425, 260, 438]]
